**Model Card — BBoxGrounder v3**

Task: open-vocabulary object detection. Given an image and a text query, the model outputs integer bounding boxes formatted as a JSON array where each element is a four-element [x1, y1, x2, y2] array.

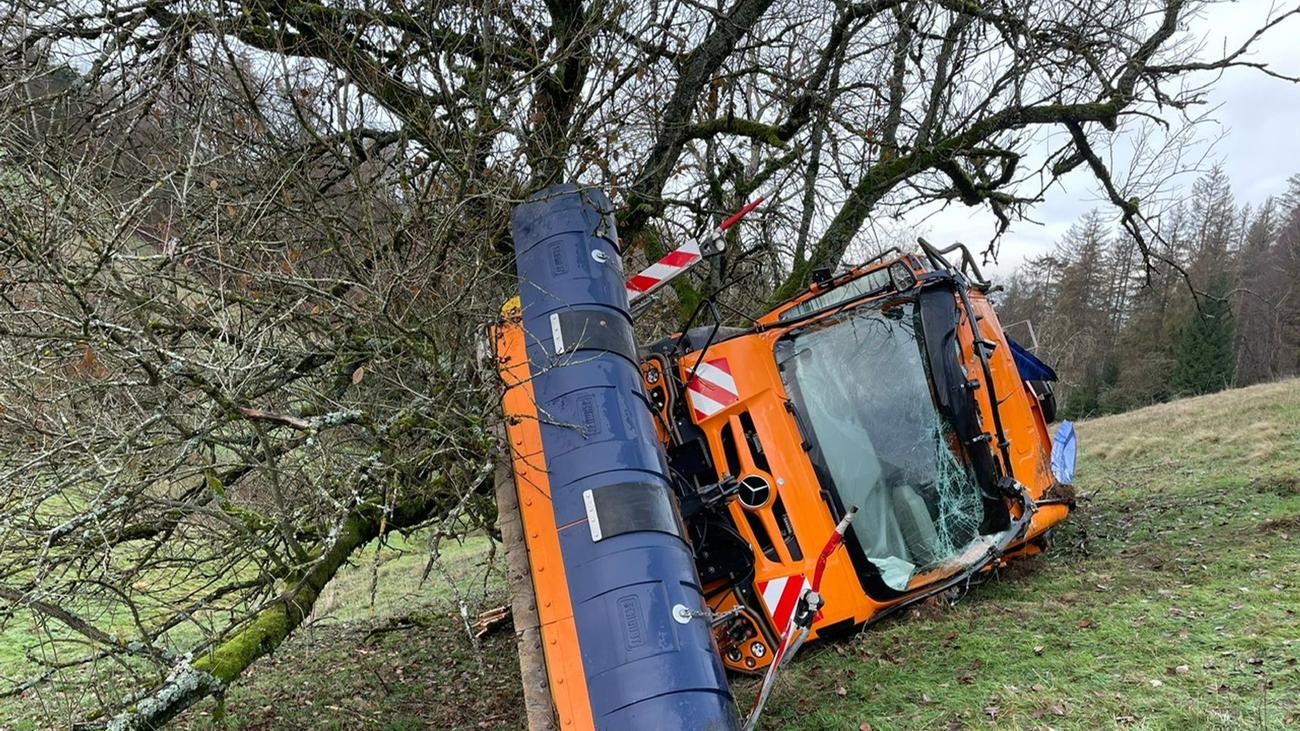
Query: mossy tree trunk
[[104, 489, 467, 731]]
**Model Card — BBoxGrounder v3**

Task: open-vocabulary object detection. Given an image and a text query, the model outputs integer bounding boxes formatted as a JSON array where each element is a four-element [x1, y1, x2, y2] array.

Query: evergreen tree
[[1269, 193, 1300, 376], [1005, 170, 1300, 416], [1281, 173, 1300, 214], [1170, 280, 1236, 396], [1040, 210, 1114, 414], [1098, 204, 1187, 411], [1187, 166, 1237, 267], [1232, 200, 1279, 385]]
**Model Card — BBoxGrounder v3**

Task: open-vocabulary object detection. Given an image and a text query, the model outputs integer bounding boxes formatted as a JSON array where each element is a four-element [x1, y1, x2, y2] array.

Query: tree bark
[[102, 488, 458, 730], [493, 450, 558, 730]]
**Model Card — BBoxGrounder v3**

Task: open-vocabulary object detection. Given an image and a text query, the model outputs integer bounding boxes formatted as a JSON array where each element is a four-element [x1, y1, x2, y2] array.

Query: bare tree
[[0, 45, 506, 729], [0, 0, 1297, 726]]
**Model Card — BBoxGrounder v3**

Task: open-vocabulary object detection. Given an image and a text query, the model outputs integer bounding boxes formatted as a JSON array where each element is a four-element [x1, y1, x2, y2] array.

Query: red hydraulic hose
[[811, 506, 857, 593]]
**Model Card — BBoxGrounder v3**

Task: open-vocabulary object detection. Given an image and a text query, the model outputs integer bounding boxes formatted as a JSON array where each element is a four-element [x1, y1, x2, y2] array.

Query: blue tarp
[[1051, 420, 1077, 485], [1009, 338, 1057, 382]]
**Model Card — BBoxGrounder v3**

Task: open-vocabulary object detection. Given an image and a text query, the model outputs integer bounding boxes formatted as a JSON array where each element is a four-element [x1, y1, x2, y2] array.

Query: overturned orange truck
[[494, 185, 1076, 730]]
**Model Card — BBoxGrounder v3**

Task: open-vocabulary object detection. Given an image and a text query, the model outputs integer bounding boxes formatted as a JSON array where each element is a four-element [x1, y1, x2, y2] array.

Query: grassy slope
[[1, 536, 516, 731], [749, 379, 1300, 730], [190, 534, 520, 731], [5, 380, 1298, 730]]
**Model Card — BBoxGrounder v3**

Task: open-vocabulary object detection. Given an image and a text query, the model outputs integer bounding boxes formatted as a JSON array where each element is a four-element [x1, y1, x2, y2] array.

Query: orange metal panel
[[495, 310, 595, 731], [678, 335, 882, 642], [955, 292, 1066, 548]]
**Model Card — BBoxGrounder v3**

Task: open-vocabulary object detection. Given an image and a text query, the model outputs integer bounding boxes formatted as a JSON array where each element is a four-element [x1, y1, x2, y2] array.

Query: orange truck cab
[[641, 243, 1074, 674], [495, 185, 1074, 729]]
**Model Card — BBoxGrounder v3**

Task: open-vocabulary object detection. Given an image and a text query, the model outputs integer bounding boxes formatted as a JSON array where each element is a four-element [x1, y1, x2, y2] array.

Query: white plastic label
[[583, 489, 602, 541], [550, 312, 565, 354]]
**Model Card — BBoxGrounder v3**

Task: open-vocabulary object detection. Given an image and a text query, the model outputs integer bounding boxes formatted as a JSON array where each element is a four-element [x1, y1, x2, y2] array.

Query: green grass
[[746, 379, 1300, 730], [190, 532, 518, 730], [0, 532, 511, 730], [4, 380, 1299, 729], [313, 532, 505, 624]]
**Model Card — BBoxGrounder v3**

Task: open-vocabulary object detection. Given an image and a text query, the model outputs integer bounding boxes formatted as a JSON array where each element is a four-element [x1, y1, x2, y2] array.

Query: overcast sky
[[905, 0, 1300, 279]]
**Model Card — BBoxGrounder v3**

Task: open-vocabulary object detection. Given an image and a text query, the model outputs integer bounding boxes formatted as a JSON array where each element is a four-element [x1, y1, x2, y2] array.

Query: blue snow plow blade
[[1009, 338, 1057, 382], [510, 183, 738, 730], [1051, 420, 1077, 485]]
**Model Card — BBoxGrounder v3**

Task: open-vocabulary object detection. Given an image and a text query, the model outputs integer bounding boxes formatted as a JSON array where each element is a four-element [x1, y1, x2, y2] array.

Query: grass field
[[748, 380, 1300, 730], [4, 379, 1298, 729]]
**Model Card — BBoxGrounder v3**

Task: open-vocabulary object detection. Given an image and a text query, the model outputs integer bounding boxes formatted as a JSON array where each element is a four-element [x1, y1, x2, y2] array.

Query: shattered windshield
[[778, 300, 987, 591]]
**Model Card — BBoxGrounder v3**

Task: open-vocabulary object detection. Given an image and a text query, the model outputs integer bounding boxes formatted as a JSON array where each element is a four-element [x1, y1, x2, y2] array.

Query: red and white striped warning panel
[[625, 240, 702, 302], [757, 574, 808, 632], [686, 357, 739, 421]]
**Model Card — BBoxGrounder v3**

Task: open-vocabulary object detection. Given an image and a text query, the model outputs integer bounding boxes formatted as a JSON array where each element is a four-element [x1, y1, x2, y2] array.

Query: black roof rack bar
[[916, 238, 991, 289]]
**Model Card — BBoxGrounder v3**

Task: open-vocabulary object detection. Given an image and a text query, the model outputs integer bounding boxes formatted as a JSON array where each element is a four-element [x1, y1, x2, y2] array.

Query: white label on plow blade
[[583, 489, 602, 541], [550, 312, 566, 354]]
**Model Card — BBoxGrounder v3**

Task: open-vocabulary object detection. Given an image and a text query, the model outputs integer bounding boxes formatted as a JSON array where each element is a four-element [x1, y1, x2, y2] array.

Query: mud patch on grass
[[181, 613, 526, 730], [993, 556, 1044, 582], [906, 593, 956, 621], [1253, 475, 1300, 497], [1260, 515, 1300, 532]]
